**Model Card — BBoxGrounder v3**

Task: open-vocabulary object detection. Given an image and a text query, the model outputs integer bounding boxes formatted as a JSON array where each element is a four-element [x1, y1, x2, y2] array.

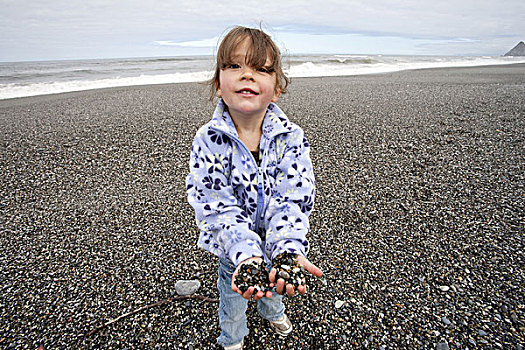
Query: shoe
[[223, 340, 243, 350], [269, 313, 293, 336]]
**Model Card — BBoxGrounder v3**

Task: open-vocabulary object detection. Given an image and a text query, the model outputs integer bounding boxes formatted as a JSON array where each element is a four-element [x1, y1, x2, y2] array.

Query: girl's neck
[[230, 113, 264, 152]]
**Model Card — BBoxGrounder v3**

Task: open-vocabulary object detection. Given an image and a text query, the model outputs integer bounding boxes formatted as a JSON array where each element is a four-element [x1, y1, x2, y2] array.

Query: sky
[[1, 0, 524, 62]]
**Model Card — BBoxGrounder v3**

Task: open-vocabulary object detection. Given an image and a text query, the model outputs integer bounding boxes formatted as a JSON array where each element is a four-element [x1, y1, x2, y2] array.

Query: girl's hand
[[269, 255, 323, 297], [231, 257, 273, 301]]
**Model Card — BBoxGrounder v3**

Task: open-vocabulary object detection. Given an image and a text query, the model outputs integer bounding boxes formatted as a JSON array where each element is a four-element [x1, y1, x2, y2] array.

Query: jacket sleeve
[[186, 126, 263, 266], [264, 127, 315, 260]]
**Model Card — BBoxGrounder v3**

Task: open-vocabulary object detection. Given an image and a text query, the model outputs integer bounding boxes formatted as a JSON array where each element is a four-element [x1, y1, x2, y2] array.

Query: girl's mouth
[[236, 88, 259, 95]]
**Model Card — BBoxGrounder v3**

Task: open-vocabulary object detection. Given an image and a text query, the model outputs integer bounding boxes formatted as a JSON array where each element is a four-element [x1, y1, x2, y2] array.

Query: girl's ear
[[271, 89, 281, 102], [216, 87, 222, 98]]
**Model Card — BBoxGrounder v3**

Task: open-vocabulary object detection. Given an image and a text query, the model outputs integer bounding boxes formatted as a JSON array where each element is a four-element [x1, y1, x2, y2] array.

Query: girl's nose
[[240, 67, 255, 81]]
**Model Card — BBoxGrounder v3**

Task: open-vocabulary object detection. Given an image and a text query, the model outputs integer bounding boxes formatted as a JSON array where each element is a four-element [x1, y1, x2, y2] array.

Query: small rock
[[438, 286, 450, 292], [335, 300, 345, 309], [441, 316, 451, 326], [174, 280, 201, 296], [436, 342, 449, 350], [278, 270, 290, 280]]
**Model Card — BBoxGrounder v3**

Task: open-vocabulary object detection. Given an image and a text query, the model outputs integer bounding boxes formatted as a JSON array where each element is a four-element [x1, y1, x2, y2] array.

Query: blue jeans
[[217, 258, 285, 347]]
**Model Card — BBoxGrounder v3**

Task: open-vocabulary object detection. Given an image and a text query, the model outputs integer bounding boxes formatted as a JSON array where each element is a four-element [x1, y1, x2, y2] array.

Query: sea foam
[[1, 55, 525, 99], [0, 71, 211, 100]]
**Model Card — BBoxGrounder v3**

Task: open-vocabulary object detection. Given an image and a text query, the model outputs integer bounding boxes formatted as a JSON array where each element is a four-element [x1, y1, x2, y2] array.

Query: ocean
[[1, 54, 525, 100]]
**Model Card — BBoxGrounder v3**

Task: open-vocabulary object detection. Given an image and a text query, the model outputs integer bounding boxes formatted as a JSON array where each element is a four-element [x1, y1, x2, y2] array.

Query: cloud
[[1, 0, 524, 60], [154, 37, 220, 48]]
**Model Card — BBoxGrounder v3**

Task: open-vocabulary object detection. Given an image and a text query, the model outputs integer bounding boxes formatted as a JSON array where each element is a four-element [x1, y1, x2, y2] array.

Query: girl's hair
[[209, 26, 289, 100]]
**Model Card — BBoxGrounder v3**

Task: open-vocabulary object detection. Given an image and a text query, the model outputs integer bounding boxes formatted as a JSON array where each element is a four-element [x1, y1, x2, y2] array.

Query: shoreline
[[1, 62, 525, 103], [1, 63, 524, 349]]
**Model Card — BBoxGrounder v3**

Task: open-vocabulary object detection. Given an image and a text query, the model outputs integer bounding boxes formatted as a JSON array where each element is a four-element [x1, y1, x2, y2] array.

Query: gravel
[[1, 64, 524, 349]]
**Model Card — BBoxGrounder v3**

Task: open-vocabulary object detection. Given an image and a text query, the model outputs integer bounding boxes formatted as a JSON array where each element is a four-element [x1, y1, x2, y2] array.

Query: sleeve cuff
[[228, 239, 264, 266], [271, 238, 309, 260]]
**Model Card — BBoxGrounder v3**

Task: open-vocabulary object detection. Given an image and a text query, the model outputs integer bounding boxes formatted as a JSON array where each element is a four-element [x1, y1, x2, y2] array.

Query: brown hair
[[209, 26, 289, 100]]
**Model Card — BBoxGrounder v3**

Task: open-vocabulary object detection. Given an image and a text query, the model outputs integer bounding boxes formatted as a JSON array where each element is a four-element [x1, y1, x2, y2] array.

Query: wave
[[0, 71, 212, 99], [2, 55, 525, 100], [149, 57, 205, 62], [326, 58, 376, 64], [286, 56, 525, 78], [0, 69, 111, 85]]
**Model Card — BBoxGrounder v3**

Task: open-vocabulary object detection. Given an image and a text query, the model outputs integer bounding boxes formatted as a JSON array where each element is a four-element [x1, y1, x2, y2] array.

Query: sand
[[1, 64, 524, 349]]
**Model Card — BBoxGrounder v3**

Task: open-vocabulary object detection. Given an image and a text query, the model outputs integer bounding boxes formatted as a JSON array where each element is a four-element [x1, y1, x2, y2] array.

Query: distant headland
[[504, 41, 525, 56]]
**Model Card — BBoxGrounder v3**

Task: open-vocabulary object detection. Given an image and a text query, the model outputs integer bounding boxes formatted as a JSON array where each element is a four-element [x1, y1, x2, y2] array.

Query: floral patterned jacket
[[186, 99, 315, 266]]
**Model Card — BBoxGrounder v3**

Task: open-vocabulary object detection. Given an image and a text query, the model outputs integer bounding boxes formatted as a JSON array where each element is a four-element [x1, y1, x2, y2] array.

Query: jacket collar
[[210, 99, 293, 139]]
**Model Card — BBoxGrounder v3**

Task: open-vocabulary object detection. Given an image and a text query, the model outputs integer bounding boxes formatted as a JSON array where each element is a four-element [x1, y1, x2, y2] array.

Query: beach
[[1, 64, 524, 349]]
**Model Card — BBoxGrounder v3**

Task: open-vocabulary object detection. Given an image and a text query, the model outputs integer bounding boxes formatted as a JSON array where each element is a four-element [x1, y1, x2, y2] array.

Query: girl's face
[[217, 39, 280, 122]]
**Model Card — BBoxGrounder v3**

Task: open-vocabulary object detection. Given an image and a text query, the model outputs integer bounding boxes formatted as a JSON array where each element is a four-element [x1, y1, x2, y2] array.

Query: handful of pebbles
[[272, 252, 306, 288], [233, 253, 307, 294], [234, 259, 270, 293], [235, 252, 306, 293]]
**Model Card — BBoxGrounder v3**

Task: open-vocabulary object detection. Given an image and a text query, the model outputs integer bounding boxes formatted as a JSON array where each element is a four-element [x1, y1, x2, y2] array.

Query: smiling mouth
[[236, 88, 259, 95]]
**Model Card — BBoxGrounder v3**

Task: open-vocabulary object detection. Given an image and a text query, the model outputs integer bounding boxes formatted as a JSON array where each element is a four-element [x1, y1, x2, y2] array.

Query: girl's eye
[[257, 67, 271, 73], [227, 64, 241, 69]]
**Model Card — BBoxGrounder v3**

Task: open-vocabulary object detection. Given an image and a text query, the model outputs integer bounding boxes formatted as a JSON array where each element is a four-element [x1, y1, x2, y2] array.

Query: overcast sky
[[1, 0, 524, 62]]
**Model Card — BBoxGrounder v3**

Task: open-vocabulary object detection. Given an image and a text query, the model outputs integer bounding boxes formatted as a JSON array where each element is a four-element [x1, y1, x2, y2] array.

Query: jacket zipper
[[209, 126, 265, 233], [209, 126, 290, 237]]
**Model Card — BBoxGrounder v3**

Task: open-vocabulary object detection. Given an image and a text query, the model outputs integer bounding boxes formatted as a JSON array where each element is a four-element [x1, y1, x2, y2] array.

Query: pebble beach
[[1, 64, 524, 349]]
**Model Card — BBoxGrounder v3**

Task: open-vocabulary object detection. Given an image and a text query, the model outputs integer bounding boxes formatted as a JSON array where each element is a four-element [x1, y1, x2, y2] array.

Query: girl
[[186, 26, 322, 350]]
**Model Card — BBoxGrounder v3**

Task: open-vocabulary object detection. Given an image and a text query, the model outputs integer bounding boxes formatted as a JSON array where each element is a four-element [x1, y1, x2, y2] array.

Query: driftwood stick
[[84, 294, 219, 337]]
